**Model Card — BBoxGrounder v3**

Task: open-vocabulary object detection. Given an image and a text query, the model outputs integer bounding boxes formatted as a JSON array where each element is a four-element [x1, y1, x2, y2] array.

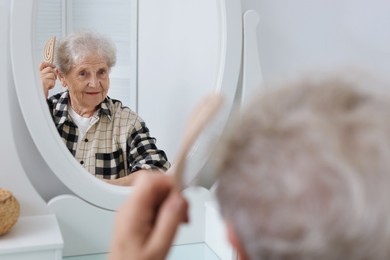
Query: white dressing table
[[0, 215, 62, 260], [1, 0, 262, 259]]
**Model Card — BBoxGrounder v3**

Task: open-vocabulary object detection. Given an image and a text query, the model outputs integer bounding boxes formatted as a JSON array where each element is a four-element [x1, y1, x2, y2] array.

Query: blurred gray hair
[[215, 74, 390, 259], [56, 30, 116, 74]]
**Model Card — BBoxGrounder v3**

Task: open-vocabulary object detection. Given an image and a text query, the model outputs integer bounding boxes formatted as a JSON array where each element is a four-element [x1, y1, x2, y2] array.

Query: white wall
[[242, 0, 390, 84]]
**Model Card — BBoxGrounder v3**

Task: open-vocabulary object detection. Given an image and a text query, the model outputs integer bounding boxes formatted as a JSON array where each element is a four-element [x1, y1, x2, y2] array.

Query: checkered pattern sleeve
[[127, 117, 170, 172]]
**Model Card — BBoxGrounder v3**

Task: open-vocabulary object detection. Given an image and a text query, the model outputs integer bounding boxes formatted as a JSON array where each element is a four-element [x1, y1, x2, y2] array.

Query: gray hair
[[214, 74, 390, 259], [56, 30, 116, 74]]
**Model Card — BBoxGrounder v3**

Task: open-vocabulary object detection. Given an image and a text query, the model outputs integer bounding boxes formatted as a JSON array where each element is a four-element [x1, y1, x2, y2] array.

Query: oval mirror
[[10, 0, 242, 211]]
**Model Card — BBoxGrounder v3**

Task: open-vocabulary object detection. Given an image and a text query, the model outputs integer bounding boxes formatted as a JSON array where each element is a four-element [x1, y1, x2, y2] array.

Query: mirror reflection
[[36, 1, 171, 185], [35, 0, 221, 189]]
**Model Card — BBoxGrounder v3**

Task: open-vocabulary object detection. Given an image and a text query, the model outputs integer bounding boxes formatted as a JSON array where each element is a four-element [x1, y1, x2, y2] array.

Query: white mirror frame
[[10, 0, 242, 211]]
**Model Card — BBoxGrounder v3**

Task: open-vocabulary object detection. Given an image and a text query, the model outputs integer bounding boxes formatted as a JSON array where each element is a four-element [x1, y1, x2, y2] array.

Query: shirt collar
[[54, 91, 112, 125]]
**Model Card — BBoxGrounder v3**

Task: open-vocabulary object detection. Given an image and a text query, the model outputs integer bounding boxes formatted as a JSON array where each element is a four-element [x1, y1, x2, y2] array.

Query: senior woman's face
[[60, 55, 110, 115]]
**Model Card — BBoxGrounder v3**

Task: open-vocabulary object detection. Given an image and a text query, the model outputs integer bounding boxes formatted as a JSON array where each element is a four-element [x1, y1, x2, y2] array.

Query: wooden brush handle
[[43, 36, 56, 64], [172, 92, 224, 188]]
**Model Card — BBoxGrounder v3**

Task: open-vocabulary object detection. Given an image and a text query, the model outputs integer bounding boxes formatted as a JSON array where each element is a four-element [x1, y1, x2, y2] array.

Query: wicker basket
[[0, 188, 20, 236]]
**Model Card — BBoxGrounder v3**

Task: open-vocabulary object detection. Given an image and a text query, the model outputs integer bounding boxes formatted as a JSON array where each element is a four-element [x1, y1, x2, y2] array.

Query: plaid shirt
[[47, 91, 170, 179]]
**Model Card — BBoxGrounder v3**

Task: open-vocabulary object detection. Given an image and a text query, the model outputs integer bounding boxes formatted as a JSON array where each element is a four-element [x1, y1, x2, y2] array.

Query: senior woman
[[39, 31, 170, 186]]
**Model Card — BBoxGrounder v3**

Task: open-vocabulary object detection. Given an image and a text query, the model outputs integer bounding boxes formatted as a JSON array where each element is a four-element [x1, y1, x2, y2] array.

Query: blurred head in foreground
[[215, 73, 390, 260]]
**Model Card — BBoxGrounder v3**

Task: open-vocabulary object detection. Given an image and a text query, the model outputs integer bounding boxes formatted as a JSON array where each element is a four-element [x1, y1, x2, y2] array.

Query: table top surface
[[64, 243, 220, 260]]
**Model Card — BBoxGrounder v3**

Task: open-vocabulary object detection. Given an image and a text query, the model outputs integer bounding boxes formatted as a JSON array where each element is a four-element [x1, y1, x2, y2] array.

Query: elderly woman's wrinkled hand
[[39, 62, 57, 98], [103, 170, 157, 186]]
